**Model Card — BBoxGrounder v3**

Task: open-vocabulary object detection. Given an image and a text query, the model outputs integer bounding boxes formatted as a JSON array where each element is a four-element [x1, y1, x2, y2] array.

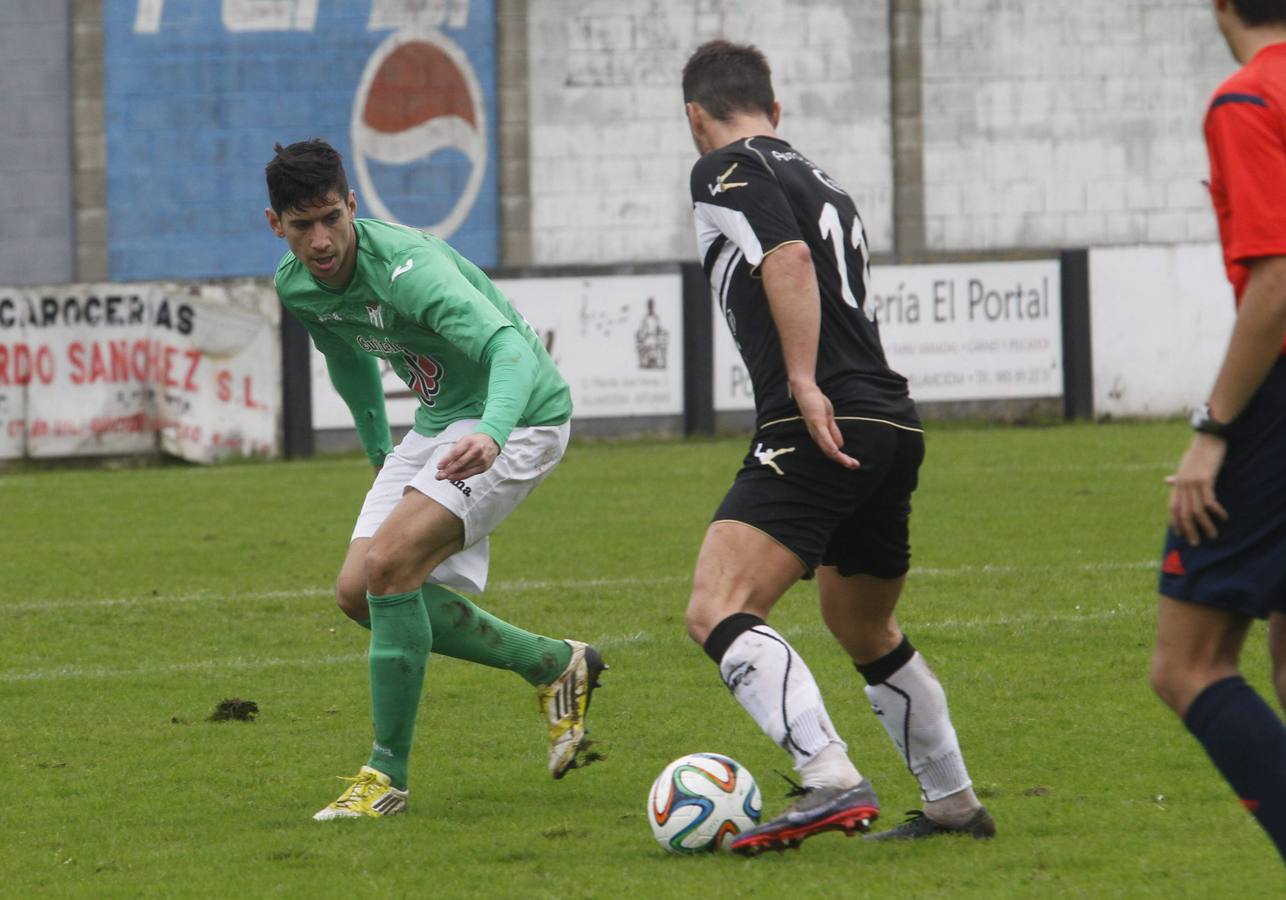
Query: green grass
[[1, 421, 1281, 897]]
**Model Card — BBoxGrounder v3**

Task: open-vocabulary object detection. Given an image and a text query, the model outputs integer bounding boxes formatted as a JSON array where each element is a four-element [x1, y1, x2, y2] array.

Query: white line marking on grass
[[4, 587, 334, 613], [3, 563, 1157, 615], [0, 653, 367, 683], [1, 603, 1150, 683], [592, 605, 1152, 651], [936, 462, 1172, 474], [3, 575, 693, 614], [912, 560, 1158, 576]]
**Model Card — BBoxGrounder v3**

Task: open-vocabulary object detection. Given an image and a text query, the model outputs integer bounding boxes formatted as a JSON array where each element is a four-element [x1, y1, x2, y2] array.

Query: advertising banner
[[714, 259, 1064, 411], [311, 273, 684, 429], [0, 282, 279, 462], [104, 0, 498, 280]]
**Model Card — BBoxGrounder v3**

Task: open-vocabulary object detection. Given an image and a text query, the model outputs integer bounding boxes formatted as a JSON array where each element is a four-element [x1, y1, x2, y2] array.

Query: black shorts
[[1158, 357, 1286, 619], [713, 418, 925, 578]]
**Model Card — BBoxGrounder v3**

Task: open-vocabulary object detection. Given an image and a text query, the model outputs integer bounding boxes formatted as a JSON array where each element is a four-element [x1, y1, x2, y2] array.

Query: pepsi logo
[[350, 28, 487, 238]]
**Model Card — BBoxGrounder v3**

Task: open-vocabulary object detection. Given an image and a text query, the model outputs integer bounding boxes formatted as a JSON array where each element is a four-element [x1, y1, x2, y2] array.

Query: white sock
[[719, 624, 857, 784], [798, 741, 862, 791], [864, 652, 975, 805]]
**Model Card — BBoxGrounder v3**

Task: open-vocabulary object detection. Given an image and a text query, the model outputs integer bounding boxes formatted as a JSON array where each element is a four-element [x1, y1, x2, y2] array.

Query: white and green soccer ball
[[646, 753, 762, 853]]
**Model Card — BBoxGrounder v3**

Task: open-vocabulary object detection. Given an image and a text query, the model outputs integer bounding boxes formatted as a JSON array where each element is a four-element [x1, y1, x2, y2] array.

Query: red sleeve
[[1206, 94, 1286, 265]]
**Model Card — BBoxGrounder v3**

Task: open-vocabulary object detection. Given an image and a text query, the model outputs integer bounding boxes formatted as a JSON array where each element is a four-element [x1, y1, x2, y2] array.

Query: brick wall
[[526, 0, 893, 264], [0, 1, 75, 284], [920, 0, 1235, 251]]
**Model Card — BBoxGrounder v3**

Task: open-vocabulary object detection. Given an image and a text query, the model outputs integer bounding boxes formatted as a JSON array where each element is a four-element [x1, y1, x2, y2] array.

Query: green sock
[[420, 584, 571, 687], [365, 590, 431, 791]]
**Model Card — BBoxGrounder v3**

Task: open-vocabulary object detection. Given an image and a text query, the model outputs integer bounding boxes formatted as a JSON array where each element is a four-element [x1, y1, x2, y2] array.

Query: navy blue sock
[[1184, 676, 1286, 863]]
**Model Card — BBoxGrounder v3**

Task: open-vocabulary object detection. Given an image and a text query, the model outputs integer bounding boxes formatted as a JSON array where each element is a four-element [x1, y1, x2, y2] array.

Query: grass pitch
[[2, 421, 1280, 897]]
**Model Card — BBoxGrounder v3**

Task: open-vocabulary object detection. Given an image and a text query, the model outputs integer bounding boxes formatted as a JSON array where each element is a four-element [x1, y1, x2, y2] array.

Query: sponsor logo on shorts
[[448, 479, 471, 496], [753, 443, 796, 476]]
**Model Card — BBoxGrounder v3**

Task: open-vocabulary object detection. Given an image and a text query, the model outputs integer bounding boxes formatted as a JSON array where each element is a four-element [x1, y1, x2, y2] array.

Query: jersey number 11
[[818, 202, 874, 322]]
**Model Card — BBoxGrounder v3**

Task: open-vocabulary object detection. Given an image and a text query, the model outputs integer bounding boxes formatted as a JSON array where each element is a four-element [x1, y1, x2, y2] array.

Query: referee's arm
[[760, 241, 859, 470], [1206, 255, 1286, 425], [1168, 255, 1286, 545]]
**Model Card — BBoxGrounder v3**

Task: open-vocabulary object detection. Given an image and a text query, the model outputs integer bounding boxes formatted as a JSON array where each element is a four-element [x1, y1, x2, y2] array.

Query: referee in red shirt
[[1150, 0, 1286, 864]]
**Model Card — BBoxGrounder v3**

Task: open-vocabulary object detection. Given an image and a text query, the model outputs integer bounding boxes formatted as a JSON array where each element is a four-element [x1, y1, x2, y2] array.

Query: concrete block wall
[[526, 0, 893, 264], [920, 0, 1236, 251], [497, 0, 533, 266], [0, 1, 76, 284], [73, 0, 108, 281], [55, 0, 1261, 273]]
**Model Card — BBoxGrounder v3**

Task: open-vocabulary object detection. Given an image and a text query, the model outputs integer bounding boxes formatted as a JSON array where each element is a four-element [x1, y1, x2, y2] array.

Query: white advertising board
[[0, 281, 279, 462], [311, 272, 684, 430], [1088, 243, 1233, 417], [714, 259, 1064, 411]]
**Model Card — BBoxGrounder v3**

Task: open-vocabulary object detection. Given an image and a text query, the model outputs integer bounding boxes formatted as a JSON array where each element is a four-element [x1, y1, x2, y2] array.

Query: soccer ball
[[647, 753, 762, 853]]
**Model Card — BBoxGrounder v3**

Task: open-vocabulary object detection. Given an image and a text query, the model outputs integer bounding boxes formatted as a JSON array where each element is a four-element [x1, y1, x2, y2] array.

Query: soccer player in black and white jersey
[[680, 40, 994, 853]]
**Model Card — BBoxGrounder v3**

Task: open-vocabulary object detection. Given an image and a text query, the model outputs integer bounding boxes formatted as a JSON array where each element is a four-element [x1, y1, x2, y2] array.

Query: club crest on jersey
[[366, 303, 385, 330], [708, 162, 749, 196]]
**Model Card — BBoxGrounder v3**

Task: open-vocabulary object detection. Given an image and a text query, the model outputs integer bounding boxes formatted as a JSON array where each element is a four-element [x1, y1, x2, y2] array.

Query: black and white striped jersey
[[690, 135, 918, 430]]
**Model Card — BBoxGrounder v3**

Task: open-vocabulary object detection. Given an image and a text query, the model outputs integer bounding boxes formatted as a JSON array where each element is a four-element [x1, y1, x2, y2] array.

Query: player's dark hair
[[682, 39, 775, 122], [1231, 0, 1286, 25], [265, 139, 350, 214]]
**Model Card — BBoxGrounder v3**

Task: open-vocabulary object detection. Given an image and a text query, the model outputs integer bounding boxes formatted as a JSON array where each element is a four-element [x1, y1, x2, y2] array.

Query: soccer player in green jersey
[[264, 138, 605, 820]]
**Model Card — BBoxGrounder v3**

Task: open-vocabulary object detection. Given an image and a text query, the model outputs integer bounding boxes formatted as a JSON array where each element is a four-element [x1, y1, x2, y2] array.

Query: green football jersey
[[274, 218, 572, 465]]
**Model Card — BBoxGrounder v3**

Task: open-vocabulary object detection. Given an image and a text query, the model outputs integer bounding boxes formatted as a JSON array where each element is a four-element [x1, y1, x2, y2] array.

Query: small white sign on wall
[[1089, 243, 1233, 418]]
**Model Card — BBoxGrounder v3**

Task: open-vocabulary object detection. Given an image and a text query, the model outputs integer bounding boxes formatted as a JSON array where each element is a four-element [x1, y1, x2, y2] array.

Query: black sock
[[702, 613, 764, 664], [854, 635, 916, 685], [1184, 676, 1286, 862]]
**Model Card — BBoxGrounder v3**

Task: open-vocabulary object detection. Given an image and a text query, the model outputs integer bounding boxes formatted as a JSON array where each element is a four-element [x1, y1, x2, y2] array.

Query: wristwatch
[[1190, 403, 1231, 437]]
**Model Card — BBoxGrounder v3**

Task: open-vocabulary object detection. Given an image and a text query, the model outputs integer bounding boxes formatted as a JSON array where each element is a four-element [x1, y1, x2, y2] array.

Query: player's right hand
[[794, 383, 859, 470], [1165, 432, 1228, 546]]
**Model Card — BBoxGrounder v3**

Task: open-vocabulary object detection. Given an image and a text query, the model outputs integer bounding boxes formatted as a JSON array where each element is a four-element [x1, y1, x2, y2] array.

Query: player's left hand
[[794, 382, 860, 470], [1165, 432, 1229, 546], [436, 432, 500, 482]]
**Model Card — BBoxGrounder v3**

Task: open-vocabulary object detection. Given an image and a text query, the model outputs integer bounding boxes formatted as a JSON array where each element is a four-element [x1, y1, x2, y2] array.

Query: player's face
[[266, 190, 358, 287]]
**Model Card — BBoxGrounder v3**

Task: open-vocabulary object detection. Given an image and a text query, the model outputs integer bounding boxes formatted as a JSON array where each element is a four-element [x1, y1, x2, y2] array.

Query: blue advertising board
[[103, 0, 498, 280]]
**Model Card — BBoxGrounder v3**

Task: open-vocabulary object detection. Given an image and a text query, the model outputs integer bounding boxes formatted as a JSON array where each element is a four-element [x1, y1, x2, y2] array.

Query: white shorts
[[352, 419, 570, 593]]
